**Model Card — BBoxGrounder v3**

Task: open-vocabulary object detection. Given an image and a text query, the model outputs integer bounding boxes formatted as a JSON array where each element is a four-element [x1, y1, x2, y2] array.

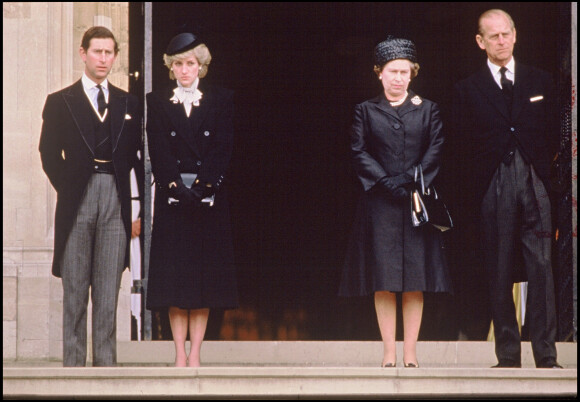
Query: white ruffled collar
[[170, 78, 203, 107]]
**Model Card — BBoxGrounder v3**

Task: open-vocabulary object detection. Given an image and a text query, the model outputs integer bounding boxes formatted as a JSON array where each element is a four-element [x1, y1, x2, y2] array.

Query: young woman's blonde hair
[[163, 43, 212, 80]]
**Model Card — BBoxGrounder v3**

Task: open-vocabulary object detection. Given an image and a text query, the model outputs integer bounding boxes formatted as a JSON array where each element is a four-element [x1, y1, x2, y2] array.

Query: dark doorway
[[130, 2, 572, 341]]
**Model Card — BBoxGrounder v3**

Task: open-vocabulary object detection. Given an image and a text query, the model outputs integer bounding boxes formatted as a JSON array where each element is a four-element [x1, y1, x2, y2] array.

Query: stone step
[[115, 340, 577, 368], [4, 366, 577, 399], [3, 342, 577, 399]]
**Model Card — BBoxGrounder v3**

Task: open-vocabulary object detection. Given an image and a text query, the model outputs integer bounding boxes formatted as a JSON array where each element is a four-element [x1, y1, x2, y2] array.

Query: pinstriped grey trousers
[[481, 149, 557, 367], [60, 173, 126, 367]]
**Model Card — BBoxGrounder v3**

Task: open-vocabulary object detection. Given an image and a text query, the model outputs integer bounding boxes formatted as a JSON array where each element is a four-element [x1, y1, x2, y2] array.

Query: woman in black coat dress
[[146, 33, 238, 367], [339, 36, 451, 368]]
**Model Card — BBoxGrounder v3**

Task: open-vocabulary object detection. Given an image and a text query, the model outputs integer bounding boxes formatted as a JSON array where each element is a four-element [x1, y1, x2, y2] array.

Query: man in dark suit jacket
[[39, 26, 141, 366], [453, 9, 561, 369]]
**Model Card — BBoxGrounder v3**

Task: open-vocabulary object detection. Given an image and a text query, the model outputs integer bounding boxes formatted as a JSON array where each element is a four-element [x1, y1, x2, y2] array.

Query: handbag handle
[[414, 164, 426, 195], [414, 164, 439, 199]]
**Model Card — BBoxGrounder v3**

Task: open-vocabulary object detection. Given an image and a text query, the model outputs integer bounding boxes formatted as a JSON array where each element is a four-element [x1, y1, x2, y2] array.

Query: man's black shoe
[[491, 360, 521, 368], [537, 360, 563, 369]]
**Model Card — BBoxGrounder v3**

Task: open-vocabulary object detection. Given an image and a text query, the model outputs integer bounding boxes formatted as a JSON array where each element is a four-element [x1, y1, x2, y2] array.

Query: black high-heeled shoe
[[404, 362, 419, 368], [381, 362, 396, 368]]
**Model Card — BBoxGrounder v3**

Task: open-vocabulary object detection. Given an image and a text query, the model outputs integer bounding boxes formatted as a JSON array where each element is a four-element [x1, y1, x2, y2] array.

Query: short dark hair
[[81, 26, 119, 54]]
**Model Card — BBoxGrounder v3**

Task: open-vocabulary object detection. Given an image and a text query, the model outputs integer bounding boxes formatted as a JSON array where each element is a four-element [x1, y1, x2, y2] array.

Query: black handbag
[[411, 164, 453, 232]]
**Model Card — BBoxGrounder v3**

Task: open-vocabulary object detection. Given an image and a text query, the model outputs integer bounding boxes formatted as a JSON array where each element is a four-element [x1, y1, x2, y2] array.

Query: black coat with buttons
[[339, 91, 452, 296], [145, 82, 238, 310]]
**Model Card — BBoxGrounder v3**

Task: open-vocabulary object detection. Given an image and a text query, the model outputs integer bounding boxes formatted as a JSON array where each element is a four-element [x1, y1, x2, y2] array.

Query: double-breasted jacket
[[145, 81, 238, 310]]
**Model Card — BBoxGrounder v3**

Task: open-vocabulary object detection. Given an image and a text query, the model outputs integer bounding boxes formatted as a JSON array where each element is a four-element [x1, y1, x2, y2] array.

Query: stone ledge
[[3, 366, 577, 399], [4, 342, 576, 399], [4, 341, 577, 368], [115, 341, 577, 368]]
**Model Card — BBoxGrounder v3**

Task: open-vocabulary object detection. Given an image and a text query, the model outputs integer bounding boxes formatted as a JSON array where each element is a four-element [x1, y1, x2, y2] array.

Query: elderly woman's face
[[172, 54, 200, 87], [379, 59, 412, 101]]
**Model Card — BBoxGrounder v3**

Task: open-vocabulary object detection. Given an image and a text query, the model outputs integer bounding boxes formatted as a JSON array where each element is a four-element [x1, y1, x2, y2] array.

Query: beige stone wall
[[3, 2, 132, 362]]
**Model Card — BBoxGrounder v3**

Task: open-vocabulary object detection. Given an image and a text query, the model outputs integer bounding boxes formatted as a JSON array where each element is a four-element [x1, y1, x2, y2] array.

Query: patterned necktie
[[96, 84, 107, 116], [499, 66, 513, 106]]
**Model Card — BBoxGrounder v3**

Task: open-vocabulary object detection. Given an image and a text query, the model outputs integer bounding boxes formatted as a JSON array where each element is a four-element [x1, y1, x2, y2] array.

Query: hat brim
[[166, 33, 201, 56]]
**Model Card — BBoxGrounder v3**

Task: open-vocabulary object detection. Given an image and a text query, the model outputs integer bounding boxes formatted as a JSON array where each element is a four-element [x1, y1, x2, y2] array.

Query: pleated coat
[[339, 91, 452, 296], [145, 82, 238, 310]]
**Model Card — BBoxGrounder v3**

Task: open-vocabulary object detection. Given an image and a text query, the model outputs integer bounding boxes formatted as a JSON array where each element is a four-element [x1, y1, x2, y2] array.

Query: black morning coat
[[451, 62, 558, 283], [340, 91, 452, 296], [39, 80, 142, 278], [452, 62, 558, 205], [145, 81, 238, 310]]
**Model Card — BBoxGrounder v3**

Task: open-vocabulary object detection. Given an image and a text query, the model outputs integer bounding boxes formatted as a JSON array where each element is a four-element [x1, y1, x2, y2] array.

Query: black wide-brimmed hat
[[165, 32, 201, 56], [374, 36, 417, 66]]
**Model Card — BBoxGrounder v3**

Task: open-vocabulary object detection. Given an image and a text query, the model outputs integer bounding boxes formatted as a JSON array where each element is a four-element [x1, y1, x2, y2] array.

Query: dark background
[[129, 2, 574, 341]]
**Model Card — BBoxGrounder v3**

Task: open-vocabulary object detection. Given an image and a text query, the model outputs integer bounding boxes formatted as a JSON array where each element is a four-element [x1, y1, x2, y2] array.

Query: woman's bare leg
[[402, 291, 423, 366], [168, 307, 189, 367], [375, 291, 397, 366], [187, 308, 209, 367]]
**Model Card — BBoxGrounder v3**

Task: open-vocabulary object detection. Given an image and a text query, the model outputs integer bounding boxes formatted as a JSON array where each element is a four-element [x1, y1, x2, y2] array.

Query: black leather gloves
[[391, 185, 411, 200], [169, 178, 215, 207], [377, 173, 413, 200], [190, 183, 212, 200], [169, 181, 196, 206], [378, 173, 412, 191]]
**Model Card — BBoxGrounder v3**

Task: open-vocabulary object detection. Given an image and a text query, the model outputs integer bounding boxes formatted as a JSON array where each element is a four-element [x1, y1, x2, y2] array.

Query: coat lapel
[[473, 65, 511, 121], [371, 91, 421, 120], [511, 63, 531, 122], [372, 94, 402, 122], [189, 80, 212, 135], [62, 80, 96, 155], [397, 90, 420, 118], [108, 84, 128, 154]]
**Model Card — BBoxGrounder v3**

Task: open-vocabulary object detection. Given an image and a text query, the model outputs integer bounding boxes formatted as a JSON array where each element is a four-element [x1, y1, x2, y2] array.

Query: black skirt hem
[[146, 303, 239, 311]]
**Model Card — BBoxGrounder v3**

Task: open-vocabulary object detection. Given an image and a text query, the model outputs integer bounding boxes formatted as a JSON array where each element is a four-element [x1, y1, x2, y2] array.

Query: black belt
[[93, 159, 114, 174]]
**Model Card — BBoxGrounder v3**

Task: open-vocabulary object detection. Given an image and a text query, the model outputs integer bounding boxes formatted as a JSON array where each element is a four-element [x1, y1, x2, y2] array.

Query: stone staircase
[[3, 341, 577, 399]]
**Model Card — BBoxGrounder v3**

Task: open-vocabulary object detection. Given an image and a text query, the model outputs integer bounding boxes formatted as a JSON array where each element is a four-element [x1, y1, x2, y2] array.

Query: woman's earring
[[379, 76, 382, 80]]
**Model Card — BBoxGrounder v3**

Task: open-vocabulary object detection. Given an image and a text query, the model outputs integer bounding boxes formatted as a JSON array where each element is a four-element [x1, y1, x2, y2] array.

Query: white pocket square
[[529, 95, 544, 102], [125, 114, 132, 120]]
